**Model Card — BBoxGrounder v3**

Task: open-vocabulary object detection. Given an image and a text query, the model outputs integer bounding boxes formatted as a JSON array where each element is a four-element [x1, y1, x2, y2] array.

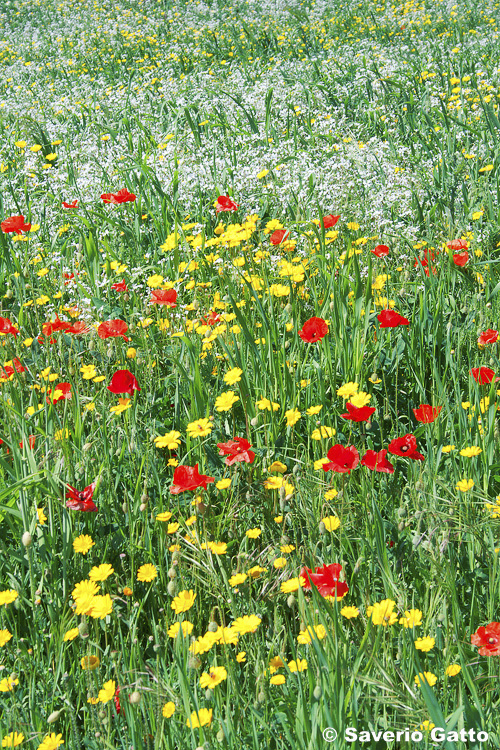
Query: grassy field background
[[1, 0, 500, 747]]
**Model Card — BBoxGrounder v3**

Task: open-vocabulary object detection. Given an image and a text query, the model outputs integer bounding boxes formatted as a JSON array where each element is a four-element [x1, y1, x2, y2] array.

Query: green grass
[[0, 0, 500, 748]]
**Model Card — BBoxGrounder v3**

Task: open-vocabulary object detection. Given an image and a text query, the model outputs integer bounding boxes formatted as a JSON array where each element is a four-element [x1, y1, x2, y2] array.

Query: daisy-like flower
[[415, 672, 437, 687], [232, 615, 261, 634], [214, 391, 239, 411], [288, 658, 307, 673], [297, 624, 327, 644], [399, 609, 423, 628], [0, 590, 18, 606], [156, 511, 173, 522], [186, 708, 213, 728], [415, 637, 435, 652], [154, 431, 181, 449], [73, 535, 95, 555], [162, 702, 176, 718], [2, 731, 25, 747], [340, 606, 360, 619], [456, 478, 474, 492], [321, 516, 340, 531], [98, 679, 116, 703], [459, 446, 482, 457], [199, 665, 228, 689], [285, 408, 301, 426], [306, 405, 323, 415], [171, 590, 196, 614], [229, 573, 248, 587], [186, 418, 212, 438], [88, 594, 113, 620], [63, 627, 79, 642], [167, 621, 193, 638], [270, 675, 286, 685], [367, 599, 398, 626], [137, 564, 157, 582], [223, 367, 243, 385], [81, 655, 100, 670], [36, 733, 64, 750], [256, 397, 280, 412], [0, 677, 18, 692], [246, 528, 261, 539], [89, 564, 114, 582], [445, 664, 461, 676], [0, 629, 12, 647], [337, 382, 358, 399]]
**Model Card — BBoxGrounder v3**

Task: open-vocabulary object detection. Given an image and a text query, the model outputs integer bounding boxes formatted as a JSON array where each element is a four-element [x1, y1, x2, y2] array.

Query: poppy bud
[[48, 709, 63, 723], [313, 685, 322, 700], [216, 729, 225, 742], [122, 502, 128, 513], [141, 493, 148, 504], [78, 621, 89, 637], [167, 567, 176, 579], [88, 340, 95, 352], [287, 594, 296, 608], [5, 289, 12, 299], [250, 416, 259, 427], [22, 531, 32, 547], [257, 691, 266, 703], [172, 550, 181, 562], [398, 521, 405, 532], [10, 672, 18, 681], [106, 344, 114, 358], [129, 691, 141, 704], [192, 299, 200, 310], [123, 293, 130, 302], [167, 581, 177, 596], [319, 522, 326, 535], [139, 503, 147, 512], [205, 688, 213, 700], [188, 656, 201, 669], [207, 621, 218, 632]]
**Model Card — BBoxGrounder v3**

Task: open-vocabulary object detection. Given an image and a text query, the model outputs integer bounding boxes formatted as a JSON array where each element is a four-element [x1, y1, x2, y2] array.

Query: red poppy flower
[[300, 563, 349, 599], [387, 433, 424, 460], [340, 402, 376, 422], [447, 239, 468, 251], [413, 405, 442, 423], [98, 319, 130, 341], [377, 310, 410, 328], [114, 686, 121, 714], [65, 482, 98, 512], [270, 229, 290, 245], [0, 358, 25, 379], [65, 321, 90, 335], [42, 317, 71, 337], [478, 329, 498, 348], [217, 437, 255, 466], [298, 317, 328, 343], [170, 464, 215, 494], [215, 195, 239, 213], [0, 317, 19, 337], [101, 188, 136, 204], [19, 435, 36, 450], [470, 367, 495, 385], [201, 310, 221, 326], [1, 215, 31, 235], [414, 248, 438, 277], [107, 370, 140, 396], [453, 251, 469, 266], [62, 199, 78, 208], [150, 289, 177, 307], [361, 449, 394, 474], [372, 244, 389, 257], [63, 273, 76, 285], [323, 444, 359, 474], [111, 280, 128, 292], [471, 622, 500, 656], [321, 214, 340, 229], [47, 382, 72, 404]]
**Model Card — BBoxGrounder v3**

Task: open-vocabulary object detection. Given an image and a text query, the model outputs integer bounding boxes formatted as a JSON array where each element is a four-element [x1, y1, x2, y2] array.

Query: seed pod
[[83, 442, 92, 452], [129, 691, 141, 704]]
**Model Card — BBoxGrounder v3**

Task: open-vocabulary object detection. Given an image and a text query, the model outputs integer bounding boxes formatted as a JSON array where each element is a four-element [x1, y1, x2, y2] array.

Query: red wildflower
[[447, 239, 468, 251], [361, 449, 394, 474], [414, 247, 438, 277], [19, 435, 36, 450], [377, 309, 410, 328], [150, 289, 177, 307], [65, 482, 98, 512], [62, 200, 78, 208], [201, 310, 221, 326], [217, 437, 255, 466], [107, 370, 140, 396], [114, 686, 121, 714], [0, 358, 25, 379], [270, 229, 290, 245], [321, 214, 340, 229], [413, 405, 442, 423], [387, 434, 424, 460], [299, 563, 348, 599], [453, 251, 469, 266], [470, 367, 495, 385], [298, 317, 328, 343], [478, 329, 498, 348], [65, 321, 90, 335], [323, 444, 359, 474], [47, 382, 72, 404], [471, 622, 500, 656], [170, 464, 215, 494], [372, 244, 389, 257], [1, 215, 31, 235], [111, 280, 128, 292], [0, 317, 19, 337], [98, 319, 130, 341], [42, 317, 71, 337], [100, 188, 136, 204], [215, 195, 239, 213], [340, 402, 376, 422]]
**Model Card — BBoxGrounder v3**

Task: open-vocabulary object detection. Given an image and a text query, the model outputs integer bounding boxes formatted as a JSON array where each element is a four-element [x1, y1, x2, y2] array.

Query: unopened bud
[[78, 621, 89, 638], [167, 567, 176, 579], [167, 581, 177, 596], [122, 502, 128, 513], [216, 729, 225, 742], [250, 416, 259, 427], [205, 688, 213, 700], [313, 685, 322, 700], [287, 595, 296, 609], [22, 531, 32, 547], [318, 522, 326, 535], [129, 691, 141, 704], [207, 621, 218, 632], [139, 503, 147, 512], [48, 709, 63, 723]]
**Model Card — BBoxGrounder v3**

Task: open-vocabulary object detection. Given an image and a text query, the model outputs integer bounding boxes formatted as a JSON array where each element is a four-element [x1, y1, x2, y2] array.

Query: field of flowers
[[1, 0, 500, 747]]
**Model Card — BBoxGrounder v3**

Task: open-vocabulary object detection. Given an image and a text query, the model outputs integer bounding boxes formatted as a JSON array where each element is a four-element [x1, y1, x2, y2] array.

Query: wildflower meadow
[[1, 0, 500, 747]]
